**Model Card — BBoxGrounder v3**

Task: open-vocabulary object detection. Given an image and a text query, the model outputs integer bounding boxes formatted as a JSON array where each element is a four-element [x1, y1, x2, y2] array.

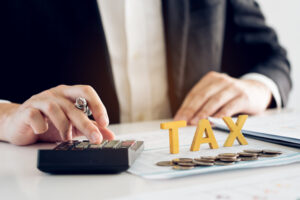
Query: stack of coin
[[259, 149, 282, 157], [238, 152, 258, 161], [173, 158, 196, 169], [193, 157, 215, 166], [155, 149, 283, 170], [215, 153, 238, 165]]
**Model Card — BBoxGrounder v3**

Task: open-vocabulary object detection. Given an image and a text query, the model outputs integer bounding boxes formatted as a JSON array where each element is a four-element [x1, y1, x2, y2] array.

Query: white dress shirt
[[98, 0, 171, 123], [0, 0, 282, 122]]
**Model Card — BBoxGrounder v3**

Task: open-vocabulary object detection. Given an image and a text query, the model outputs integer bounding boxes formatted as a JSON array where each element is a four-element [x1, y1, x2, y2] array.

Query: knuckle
[[201, 92, 210, 100], [82, 120, 93, 129], [28, 95, 38, 103], [41, 90, 54, 97], [199, 110, 209, 117], [27, 108, 39, 120], [207, 71, 218, 77], [80, 85, 95, 94], [213, 95, 223, 104], [230, 81, 241, 89], [218, 111, 227, 117], [220, 110, 229, 117], [218, 74, 230, 83], [44, 102, 57, 113], [56, 84, 68, 91], [240, 92, 249, 101]]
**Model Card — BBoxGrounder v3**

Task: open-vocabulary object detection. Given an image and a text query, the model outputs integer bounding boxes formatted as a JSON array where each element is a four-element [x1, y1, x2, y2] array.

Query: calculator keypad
[[54, 140, 139, 150]]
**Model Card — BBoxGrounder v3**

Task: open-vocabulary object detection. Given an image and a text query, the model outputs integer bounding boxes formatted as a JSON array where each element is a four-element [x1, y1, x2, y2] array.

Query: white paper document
[[209, 109, 300, 147], [117, 125, 300, 179], [117, 167, 300, 200]]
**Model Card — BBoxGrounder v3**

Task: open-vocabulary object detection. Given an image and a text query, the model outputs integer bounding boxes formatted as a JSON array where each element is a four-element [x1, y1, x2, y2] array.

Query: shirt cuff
[[0, 100, 11, 104], [240, 73, 282, 108]]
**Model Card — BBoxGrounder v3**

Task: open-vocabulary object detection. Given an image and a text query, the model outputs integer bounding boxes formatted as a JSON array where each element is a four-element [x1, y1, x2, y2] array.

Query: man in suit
[[0, 0, 291, 145]]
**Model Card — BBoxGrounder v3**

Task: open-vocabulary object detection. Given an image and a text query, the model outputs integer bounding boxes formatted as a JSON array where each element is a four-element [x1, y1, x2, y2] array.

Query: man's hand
[[174, 72, 272, 125], [0, 85, 114, 146]]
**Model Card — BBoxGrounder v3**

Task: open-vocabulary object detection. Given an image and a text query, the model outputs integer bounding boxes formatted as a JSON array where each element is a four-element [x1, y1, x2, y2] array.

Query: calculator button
[[88, 140, 108, 149], [102, 140, 121, 149], [73, 142, 90, 150], [89, 144, 103, 149], [99, 140, 108, 148], [120, 140, 136, 149], [54, 142, 74, 150]]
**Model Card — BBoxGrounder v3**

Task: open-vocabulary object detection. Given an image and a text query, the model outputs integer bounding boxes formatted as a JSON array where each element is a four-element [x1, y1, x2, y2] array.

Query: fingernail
[[91, 132, 100, 144]]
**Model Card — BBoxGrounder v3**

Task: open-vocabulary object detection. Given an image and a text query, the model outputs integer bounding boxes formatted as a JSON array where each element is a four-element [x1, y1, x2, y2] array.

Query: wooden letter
[[223, 115, 248, 147], [190, 119, 219, 151], [161, 121, 187, 154]]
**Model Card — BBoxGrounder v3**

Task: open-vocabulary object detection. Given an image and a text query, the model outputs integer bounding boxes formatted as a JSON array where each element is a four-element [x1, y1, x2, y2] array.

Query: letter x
[[223, 115, 248, 147]]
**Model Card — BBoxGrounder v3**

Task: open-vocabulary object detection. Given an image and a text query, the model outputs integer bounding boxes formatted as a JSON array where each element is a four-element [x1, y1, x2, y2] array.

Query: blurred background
[[257, 0, 300, 109]]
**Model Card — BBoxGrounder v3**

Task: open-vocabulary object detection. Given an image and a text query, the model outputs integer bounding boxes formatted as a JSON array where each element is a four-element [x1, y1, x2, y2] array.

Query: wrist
[[243, 79, 272, 109]]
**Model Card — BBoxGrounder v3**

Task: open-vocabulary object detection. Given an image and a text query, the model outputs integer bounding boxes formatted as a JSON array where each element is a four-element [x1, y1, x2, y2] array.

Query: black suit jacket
[[0, 0, 291, 123]]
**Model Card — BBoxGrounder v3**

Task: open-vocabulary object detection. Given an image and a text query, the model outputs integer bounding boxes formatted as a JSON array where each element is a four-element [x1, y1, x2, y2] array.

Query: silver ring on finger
[[75, 97, 92, 117]]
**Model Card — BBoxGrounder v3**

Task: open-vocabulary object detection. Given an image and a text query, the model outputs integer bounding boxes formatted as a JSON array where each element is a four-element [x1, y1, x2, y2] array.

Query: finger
[[190, 86, 238, 125], [71, 126, 84, 138], [213, 97, 245, 118], [29, 100, 71, 141], [56, 85, 109, 127], [55, 97, 103, 144], [92, 121, 115, 140], [72, 122, 115, 141], [24, 108, 48, 134], [174, 76, 214, 120], [175, 77, 228, 121]]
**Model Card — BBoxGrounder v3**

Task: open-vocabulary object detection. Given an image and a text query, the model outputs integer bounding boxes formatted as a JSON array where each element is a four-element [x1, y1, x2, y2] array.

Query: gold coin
[[238, 152, 257, 157], [194, 158, 215, 163], [243, 149, 263, 153], [262, 149, 282, 154], [200, 156, 217, 161], [156, 161, 174, 166], [258, 153, 279, 157], [172, 158, 193, 164], [240, 157, 258, 161], [177, 162, 196, 167], [193, 161, 214, 166], [218, 153, 237, 158], [172, 165, 194, 170], [220, 157, 237, 162]]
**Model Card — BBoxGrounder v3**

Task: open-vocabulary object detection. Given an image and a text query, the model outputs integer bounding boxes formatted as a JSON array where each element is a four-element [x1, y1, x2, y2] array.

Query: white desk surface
[[1, 119, 300, 200]]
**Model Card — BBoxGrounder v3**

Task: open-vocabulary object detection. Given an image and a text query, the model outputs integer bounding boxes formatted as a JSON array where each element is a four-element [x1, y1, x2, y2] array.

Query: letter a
[[223, 115, 248, 147], [161, 121, 187, 154], [190, 119, 219, 151]]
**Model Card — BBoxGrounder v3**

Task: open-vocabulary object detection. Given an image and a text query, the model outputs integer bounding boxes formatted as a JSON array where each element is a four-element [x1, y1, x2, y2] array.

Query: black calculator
[[37, 140, 144, 174]]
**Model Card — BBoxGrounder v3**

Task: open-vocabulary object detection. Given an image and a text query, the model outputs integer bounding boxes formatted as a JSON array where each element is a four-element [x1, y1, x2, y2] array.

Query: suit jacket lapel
[[162, 0, 190, 114], [69, 0, 120, 123]]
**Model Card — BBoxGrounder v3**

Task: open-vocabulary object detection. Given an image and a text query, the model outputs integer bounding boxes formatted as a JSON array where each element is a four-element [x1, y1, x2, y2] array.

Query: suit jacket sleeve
[[226, 0, 292, 107]]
